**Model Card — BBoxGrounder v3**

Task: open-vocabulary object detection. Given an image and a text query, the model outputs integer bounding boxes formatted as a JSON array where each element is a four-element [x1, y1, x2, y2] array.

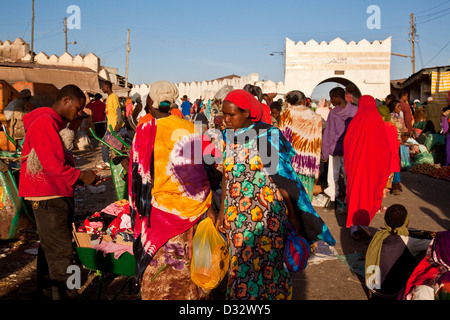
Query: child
[[365, 204, 432, 299], [270, 101, 282, 127]]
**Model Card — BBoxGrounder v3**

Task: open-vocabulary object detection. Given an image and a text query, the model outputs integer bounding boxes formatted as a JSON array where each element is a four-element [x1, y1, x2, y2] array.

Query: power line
[[417, 40, 424, 70], [424, 40, 450, 67], [415, 0, 450, 15], [416, 9, 450, 24]]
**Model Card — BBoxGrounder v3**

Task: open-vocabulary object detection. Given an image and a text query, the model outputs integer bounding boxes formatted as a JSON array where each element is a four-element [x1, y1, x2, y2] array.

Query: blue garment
[[181, 101, 191, 117], [393, 172, 401, 184]]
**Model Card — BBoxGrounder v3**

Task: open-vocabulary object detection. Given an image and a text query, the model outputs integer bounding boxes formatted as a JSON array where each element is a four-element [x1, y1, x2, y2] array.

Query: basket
[[72, 223, 112, 248], [114, 231, 133, 246]]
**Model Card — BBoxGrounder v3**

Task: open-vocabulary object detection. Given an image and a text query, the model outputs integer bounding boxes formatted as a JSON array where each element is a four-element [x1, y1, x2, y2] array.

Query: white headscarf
[[149, 81, 179, 109]]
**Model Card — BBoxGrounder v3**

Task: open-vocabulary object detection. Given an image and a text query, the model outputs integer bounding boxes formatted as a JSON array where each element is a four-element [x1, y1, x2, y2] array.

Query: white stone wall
[[0, 38, 101, 72], [0, 38, 30, 62], [21, 51, 100, 72], [129, 73, 286, 104], [284, 37, 391, 100]]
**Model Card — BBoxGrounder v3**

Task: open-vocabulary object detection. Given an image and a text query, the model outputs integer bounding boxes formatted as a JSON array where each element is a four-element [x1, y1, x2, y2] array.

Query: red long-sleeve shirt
[[19, 107, 81, 198], [400, 100, 413, 133]]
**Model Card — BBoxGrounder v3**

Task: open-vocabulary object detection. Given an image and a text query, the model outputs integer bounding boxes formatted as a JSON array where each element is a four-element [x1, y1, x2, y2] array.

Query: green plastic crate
[[75, 247, 135, 277]]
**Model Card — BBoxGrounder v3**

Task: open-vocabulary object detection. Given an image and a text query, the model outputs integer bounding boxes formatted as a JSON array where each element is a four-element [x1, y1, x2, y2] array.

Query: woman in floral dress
[[217, 90, 335, 300]]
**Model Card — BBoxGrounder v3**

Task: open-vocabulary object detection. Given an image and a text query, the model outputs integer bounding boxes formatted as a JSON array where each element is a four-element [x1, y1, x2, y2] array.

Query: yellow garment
[[105, 92, 120, 131], [151, 115, 211, 218]]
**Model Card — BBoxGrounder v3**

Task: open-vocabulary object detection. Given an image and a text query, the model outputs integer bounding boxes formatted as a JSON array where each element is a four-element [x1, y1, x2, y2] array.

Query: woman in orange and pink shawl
[[344, 95, 392, 239], [129, 81, 215, 300]]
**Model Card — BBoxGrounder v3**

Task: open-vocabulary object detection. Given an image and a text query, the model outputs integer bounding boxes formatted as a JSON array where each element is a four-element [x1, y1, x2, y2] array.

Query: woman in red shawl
[[344, 95, 391, 239]]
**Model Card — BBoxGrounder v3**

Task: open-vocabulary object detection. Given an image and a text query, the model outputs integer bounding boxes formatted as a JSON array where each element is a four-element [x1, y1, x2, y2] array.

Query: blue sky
[[1, 0, 450, 99]]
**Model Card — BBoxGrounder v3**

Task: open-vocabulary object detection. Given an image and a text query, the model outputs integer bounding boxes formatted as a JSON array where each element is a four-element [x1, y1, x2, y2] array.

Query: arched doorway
[[311, 77, 361, 101]]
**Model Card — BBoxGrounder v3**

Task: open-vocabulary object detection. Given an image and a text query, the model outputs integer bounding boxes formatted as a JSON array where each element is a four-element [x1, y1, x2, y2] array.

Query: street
[[0, 142, 449, 300]]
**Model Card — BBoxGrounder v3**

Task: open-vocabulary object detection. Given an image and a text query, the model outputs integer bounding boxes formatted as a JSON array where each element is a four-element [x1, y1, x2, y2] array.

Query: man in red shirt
[[86, 93, 106, 138], [398, 90, 413, 135], [19, 84, 98, 300]]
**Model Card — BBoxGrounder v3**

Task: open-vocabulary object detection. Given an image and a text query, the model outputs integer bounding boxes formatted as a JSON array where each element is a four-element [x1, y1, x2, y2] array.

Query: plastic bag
[[424, 134, 445, 152], [283, 222, 310, 273], [311, 193, 329, 208], [400, 145, 411, 170], [191, 217, 229, 290], [412, 152, 434, 165], [103, 131, 123, 151]]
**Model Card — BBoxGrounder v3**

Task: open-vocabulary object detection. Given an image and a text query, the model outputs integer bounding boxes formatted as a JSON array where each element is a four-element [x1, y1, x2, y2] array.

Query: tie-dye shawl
[[278, 105, 322, 177], [224, 122, 335, 246], [129, 116, 212, 279]]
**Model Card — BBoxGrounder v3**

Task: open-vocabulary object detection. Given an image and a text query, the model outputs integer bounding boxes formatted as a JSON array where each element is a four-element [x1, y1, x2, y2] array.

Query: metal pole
[[64, 17, 68, 53], [30, 0, 35, 63], [125, 29, 130, 91], [410, 13, 416, 74]]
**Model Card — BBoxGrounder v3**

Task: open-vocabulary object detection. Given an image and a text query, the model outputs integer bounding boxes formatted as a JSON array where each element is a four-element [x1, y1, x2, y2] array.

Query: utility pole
[[125, 29, 130, 91], [409, 13, 417, 74], [30, 0, 35, 63], [64, 17, 68, 53]]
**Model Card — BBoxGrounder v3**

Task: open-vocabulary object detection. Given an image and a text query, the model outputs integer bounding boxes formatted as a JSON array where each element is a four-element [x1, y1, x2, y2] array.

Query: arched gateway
[[284, 37, 391, 100]]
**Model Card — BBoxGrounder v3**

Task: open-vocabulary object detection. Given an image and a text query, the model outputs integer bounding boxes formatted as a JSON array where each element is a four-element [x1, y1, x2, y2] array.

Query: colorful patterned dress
[[221, 122, 335, 300], [223, 135, 292, 300]]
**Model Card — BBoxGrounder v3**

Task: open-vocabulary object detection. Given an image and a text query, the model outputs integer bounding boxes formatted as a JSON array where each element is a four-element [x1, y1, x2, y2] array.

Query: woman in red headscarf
[[217, 89, 335, 300], [344, 95, 392, 239]]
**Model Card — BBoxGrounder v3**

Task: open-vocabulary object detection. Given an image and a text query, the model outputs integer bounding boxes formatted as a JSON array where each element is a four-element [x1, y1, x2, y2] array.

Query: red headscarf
[[224, 89, 262, 123], [344, 95, 391, 228]]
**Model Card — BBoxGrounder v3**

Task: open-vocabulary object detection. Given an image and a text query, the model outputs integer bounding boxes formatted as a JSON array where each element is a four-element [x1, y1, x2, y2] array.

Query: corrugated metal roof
[[0, 63, 100, 92]]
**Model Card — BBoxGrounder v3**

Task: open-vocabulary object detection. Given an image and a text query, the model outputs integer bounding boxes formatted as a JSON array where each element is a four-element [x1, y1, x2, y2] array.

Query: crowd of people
[[13, 80, 450, 301]]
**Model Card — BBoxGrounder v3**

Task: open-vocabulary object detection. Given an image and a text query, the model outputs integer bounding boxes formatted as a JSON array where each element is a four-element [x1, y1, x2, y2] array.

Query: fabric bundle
[[283, 222, 310, 272], [401, 231, 450, 300]]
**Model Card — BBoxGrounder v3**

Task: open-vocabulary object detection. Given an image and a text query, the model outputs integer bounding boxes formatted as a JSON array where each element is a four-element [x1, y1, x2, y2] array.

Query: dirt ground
[[1, 139, 449, 301]]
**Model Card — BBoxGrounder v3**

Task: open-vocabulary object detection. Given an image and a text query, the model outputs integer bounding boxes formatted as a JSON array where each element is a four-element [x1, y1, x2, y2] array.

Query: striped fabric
[[431, 71, 450, 106], [278, 105, 322, 178]]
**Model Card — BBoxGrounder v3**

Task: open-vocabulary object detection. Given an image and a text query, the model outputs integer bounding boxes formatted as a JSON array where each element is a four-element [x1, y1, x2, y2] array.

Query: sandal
[[96, 162, 109, 170]]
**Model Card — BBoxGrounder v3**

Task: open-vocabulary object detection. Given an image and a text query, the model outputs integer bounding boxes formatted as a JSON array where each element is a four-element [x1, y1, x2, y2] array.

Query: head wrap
[[214, 85, 234, 101], [223, 89, 262, 123], [377, 104, 391, 122], [149, 81, 179, 109], [414, 101, 422, 110], [19, 89, 31, 100]]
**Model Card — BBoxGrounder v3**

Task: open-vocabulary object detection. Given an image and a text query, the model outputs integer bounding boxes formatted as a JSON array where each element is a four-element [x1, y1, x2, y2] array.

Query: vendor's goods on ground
[[73, 199, 134, 258], [410, 163, 450, 181]]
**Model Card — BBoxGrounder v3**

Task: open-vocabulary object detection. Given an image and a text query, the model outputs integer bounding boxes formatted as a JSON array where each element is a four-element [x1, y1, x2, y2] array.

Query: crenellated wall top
[[0, 38, 100, 71], [286, 37, 392, 53]]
